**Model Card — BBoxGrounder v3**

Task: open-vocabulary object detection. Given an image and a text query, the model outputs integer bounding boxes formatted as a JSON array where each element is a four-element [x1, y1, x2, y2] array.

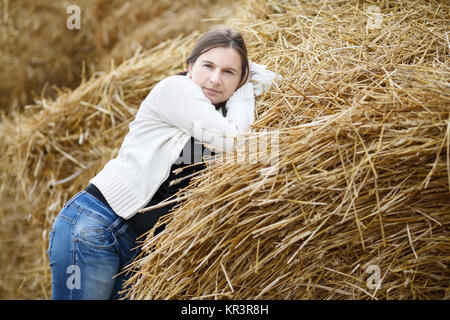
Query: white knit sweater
[[90, 75, 255, 219]]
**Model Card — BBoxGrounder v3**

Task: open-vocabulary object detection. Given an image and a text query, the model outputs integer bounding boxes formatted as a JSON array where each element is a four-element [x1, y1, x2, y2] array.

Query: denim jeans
[[47, 191, 140, 300]]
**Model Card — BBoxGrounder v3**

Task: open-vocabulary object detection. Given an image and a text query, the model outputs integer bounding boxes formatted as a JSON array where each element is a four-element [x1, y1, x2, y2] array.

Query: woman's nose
[[209, 70, 221, 85]]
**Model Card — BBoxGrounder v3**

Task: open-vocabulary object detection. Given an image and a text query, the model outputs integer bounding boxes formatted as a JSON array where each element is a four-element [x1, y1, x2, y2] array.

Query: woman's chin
[[205, 95, 223, 105]]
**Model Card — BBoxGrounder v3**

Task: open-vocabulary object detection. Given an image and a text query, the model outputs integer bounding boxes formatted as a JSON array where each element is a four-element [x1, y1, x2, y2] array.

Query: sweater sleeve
[[225, 83, 255, 131], [150, 76, 255, 153]]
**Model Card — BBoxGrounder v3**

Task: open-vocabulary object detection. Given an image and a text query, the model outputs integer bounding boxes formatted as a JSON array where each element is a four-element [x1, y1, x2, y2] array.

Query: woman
[[47, 26, 277, 300]]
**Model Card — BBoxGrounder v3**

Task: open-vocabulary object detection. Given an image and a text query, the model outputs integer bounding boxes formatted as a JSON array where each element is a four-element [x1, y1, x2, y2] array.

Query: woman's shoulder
[[157, 75, 199, 92], [145, 74, 205, 109]]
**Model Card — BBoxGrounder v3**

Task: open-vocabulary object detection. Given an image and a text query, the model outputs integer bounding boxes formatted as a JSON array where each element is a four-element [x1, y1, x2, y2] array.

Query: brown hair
[[179, 26, 250, 111]]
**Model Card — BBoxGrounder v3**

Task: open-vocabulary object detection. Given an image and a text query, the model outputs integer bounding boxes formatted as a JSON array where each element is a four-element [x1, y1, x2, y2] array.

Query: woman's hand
[[249, 61, 282, 95]]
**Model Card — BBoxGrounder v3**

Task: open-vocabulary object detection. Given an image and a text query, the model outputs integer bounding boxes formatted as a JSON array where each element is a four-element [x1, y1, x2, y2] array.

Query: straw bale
[[96, 0, 237, 72], [123, 0, 450, 299], [0, 0, 118, 115], [0, 0, 449, 300], [0, 0, 225, 116]]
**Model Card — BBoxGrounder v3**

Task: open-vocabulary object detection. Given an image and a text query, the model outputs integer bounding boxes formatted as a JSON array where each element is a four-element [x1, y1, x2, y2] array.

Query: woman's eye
[[204, 64, 213, 69]]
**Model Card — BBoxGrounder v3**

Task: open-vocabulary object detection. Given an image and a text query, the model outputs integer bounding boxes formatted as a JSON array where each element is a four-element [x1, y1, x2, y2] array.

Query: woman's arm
[[224, 83, 255, 131], [150, 76, 255, 152]]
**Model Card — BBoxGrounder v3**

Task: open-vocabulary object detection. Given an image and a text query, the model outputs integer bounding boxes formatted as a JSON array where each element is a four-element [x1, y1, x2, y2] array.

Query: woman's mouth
[[204, 88, 221, 95]]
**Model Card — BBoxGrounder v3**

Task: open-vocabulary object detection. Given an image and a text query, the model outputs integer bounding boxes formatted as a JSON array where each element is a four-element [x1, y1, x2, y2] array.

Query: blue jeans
[[47, 191, 140, 300]]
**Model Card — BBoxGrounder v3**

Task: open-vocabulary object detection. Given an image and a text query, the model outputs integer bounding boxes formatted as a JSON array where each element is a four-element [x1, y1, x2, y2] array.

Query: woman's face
[[188, 46, 243, 105]]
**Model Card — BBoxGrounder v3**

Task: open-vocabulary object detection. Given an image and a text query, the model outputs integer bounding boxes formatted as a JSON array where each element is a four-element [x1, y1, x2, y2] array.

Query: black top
[[86, 137, 212, 237]]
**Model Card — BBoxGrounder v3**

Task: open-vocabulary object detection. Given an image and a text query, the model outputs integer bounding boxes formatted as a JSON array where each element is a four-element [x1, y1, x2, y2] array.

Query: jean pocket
[[77, 225, 117, 250], [80, 227, 108, 245]]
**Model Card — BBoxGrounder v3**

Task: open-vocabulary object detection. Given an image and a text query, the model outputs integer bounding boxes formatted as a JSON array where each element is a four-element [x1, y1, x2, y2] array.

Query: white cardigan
[[90, 75, 255, 219]]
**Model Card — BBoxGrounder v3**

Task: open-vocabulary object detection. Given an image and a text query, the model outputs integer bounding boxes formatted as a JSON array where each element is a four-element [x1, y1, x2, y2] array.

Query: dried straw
[[0, 0, 449, 300], [0, 0, 243, 299], [0, 32, 200, 299], [0, 0, 224, 115], [123, 0, 450, 299]]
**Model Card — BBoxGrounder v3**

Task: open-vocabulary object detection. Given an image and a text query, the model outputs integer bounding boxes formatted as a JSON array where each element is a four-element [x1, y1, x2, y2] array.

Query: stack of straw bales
[[0, 0, 449, 299], [0, 0, 226, 115], [123, 0, 450, 299]]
